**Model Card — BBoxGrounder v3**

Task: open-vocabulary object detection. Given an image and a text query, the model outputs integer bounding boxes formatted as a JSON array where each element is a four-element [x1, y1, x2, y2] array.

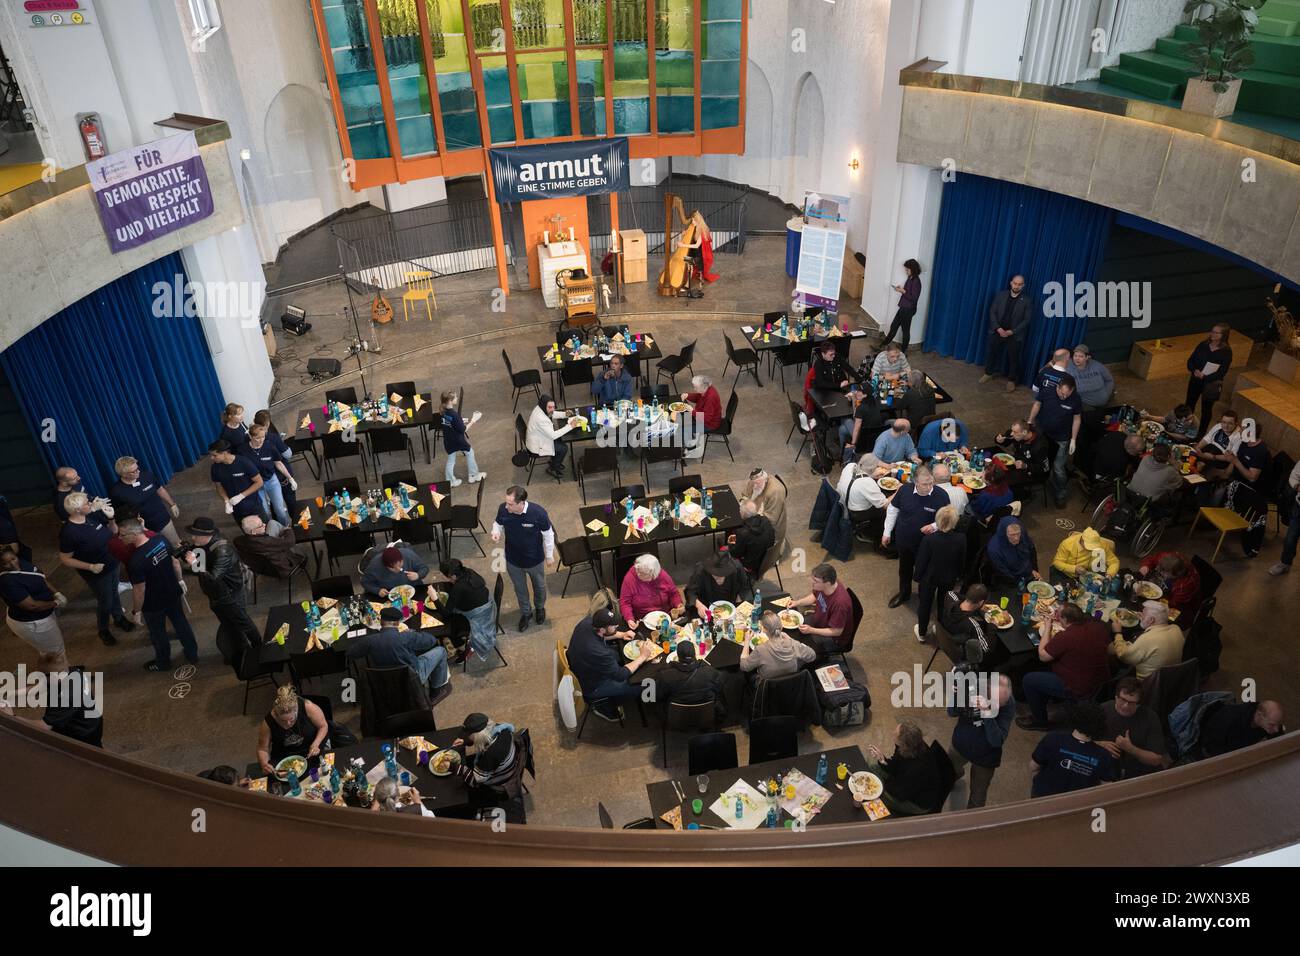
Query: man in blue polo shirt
[[491, 485, 556, 632], [109, 456, 181, 547], [58, 491, 132, 646], [122, 517, 199, 672], [1027, 373, 1083, 509], [208, 439, 265, 525], [52, 467, 84, 522]]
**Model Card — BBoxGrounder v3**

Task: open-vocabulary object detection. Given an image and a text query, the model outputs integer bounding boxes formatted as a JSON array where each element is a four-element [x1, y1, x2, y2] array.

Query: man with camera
[[182, 516, 260, 647], [946, 672, 1013, 809]]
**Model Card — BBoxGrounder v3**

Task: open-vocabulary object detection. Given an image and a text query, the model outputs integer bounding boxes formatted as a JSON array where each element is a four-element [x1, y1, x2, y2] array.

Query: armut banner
[[489, 137, 629, 202], [87, 132, 213, 254]]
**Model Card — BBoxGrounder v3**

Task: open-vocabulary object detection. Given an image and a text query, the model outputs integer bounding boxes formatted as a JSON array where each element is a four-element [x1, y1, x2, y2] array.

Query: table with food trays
[[293, 391, 440, 464], [809, 372, 953, 421], [538, 328, 663, 396], [577, 486, 743, 575]]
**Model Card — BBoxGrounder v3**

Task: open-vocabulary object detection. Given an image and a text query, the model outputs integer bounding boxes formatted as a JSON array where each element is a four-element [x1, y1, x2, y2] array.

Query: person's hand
[[1031, 570, 1041, 581], [288, 478, 298, 492], [839, 380, 849, 389], [170, 504, 180, 518], [1115, 731, 1133, 754], [452, 738, 464, 748], [970, 695, 989, 712], [53, 592, 68, 609], [637, 641, 656, 661], [231, 493, 244, 506], [626, 618, 638, 631], [867, 744, 884, 761], [695, 600, 709, 618], [1193, 370, 1204, 379], [260, 761, 276, 776], [681, 394, 689, 402], [88, 562, 105, 576], [797, 623, 812, 634], [881, 536, 890, 548], [922, 523, 937, 535], [1068, 440, 1076, 455], [1096, 740, 1123, 759], [1111, 618, 1124, 634], [133, 611, 143, 626], [403, 787, 423, 805], [224, 499, 235, 515], [179, 579, 188, 595], [490, 529, 501, 543], [378, 588, 389, 599], [308, 744, 321, 758], [405, 570, 420, 581]]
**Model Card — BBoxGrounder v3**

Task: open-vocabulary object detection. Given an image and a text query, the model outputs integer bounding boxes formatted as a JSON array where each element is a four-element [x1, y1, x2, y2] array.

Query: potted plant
[[1180, 0, 1264, 117]]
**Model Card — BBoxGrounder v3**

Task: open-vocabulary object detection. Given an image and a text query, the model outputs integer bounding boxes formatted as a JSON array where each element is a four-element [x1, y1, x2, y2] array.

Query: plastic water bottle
[[703, 489, 713, 517], [735, 795, 744, 820], [286, 770, 302, 796], [332, 492, 342, 511], [815, 753, 828, 785], [625, 497, 635, 522], [766, 804, 779, 828], [383, 744, 399, 781], [342, 488, 351, 508], [399, 486, 410, 510], [330, 767, 342, 793]]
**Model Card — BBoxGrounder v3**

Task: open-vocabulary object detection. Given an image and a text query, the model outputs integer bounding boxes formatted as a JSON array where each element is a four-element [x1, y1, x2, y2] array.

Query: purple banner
[[87, 132, 213, 254]]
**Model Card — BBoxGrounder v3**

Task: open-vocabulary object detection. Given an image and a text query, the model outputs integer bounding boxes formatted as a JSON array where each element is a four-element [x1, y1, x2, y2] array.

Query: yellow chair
[[401, 271, 436, 321], [1187, 507, 1250, 563]]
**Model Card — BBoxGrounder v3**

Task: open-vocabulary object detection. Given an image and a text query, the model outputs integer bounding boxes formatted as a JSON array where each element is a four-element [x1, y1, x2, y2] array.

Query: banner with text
[[88, 132, 213, 254], [489, 137, 629, 202], [795, 191, 851, 311]]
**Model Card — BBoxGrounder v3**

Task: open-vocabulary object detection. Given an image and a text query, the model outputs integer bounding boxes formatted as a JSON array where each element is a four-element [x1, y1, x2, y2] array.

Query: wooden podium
[[561, 275, 597, 325]]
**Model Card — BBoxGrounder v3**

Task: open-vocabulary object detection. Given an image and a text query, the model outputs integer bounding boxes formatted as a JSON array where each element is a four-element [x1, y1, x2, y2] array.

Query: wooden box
[[622, 257, 648, 284], [1127, 333, 1204, 381], [841, 246, 864, 300], [619, 229, 647, 262]]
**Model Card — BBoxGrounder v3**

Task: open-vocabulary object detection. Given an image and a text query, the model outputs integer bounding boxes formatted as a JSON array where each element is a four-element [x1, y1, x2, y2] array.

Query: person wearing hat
[[526, 394, 575, 479], [566, 608, 655, 721], [182, 516, 259, 647], [654, 639, 726, 720], [343, 606, 450, 701], [686, 550, 753, 620], [1070, 345, 1115, 411], [726, 500, 775, 578], [361, 544, 429, 600], [454, 716, 530, 823]]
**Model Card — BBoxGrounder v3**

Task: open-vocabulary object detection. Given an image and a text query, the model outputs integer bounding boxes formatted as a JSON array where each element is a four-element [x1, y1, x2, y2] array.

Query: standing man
[[182, 516, 260, 648], [980, 274, 1032, 392], [52, 467, 85, 522], [591, 354, 634, 404], [109, 456, 182, 547], [1069, 345, 1115, 411], [491, 485, 555, 632], [1027, 373, 1083, 508], [121, 517, 199, 673], [1032, 348, 1071, 398], [947, 673, 1013, 809], [1268, 458, 1300, 576], [208, 440, 265, 524], [58, 491, 132, 647], [882, 466, 950, 609]]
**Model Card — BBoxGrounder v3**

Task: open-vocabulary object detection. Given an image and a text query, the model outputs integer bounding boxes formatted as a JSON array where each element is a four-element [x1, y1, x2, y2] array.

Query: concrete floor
[[5, 237, 1298, 832]]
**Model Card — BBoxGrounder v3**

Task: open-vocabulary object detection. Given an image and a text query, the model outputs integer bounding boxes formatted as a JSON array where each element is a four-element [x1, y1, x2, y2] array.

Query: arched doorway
[[742, 58, 775, 196], [787, 72, 824, 207], [262, 83, 346, 253]]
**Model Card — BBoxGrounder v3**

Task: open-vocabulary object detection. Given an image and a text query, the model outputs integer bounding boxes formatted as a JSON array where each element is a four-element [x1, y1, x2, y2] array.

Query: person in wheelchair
[[1127, 444, 1184, 509], [1087, 432, 1145, 485]]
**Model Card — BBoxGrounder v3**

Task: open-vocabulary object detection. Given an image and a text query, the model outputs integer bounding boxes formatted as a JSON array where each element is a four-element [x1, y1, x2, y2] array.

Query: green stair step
[[1173, 23, 1199, 42], [1237, 67, 1300, 118], [1099, 66, 1179, 100], [1119, 50, 1199, 82], [1251, 32, 1300, 75], [1256, 16, 1298, 37], [1155, 37, 1194, 58]]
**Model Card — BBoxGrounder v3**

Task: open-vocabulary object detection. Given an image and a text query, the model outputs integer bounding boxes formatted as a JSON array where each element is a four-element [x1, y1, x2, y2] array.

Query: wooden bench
[[1127, 333, 1208, 381]]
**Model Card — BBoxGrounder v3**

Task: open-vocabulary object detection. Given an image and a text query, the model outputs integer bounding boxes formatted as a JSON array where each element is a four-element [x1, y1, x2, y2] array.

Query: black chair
[[493, 573, 505, 636], [661, 699, 718, 768], [612, 542, 660, 595], [639, 383, 670, 402], [787, 400, 814, 463], [828, 588, 864, 668], [1191, 554, 1222, 601], [926, 619, 966, 673], [687, 732, 738, 777], [748, 716, 799, 764], [323, 475, 362, 499], [311, 575, 354, 600], [559, 358, 594, 407], [578, 446, 621, 504], [385, 380, 416, 401], [668, 473, 702, 496], [289, 647, 346, 693], [241, 550, 308, 604], [216, 626, 283, 715], [323, 527, 373, 575], [513, 413, 556, 483], [368, 426, 415, 475], [756, 541, 785, 589], [611, 484, 646, 503], [597, 802, 615, 829], [926, 740, 958, 814], [391, 515, 442, 561], [355, 662, 439, 738], [640, 443, 684, 492], [701, 391, 738, 462], [285, 433, 321, 480], [322, 430, 370, 482], [502, 349, 542, 411], [325, 386, 358, 406], [771, 339, 813, 390], [559, 535, 600, 595], [722, 332, 762, 389], [597, 802, 657, 830], [381, 469, 418, 490], [656, 340, 696, 392], [445, 479, 487, 557]]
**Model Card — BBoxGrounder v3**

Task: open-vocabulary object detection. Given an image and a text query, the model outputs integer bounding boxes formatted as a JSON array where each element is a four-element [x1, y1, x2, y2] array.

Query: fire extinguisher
[[78, 113, 107, 161]]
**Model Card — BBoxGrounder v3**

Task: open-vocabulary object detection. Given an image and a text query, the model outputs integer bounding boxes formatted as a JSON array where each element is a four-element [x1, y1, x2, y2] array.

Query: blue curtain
[[0, 252, 225, 495], [924, 174, 1115, 384]]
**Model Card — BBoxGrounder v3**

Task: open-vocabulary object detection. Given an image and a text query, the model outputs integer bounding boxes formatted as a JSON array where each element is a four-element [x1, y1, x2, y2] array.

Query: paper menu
[[710, 780, 769, 829], [1202, 363, 1221, 377], [741, 326, 754, 334], [585, 519, 607, 533], [469, 411, 483, 425]]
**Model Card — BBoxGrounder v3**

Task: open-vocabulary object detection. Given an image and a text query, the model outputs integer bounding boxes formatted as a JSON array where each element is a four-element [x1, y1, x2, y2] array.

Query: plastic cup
[[687, 823, 700, 830], [999, 596, 1009, 610], [709, 517, 717, 529], [837, 762, 848, 781], [315, 496, 324, 508], [696, 774, 709, 794], [601, 525, 610, 538], [692, 798, 703, 815]]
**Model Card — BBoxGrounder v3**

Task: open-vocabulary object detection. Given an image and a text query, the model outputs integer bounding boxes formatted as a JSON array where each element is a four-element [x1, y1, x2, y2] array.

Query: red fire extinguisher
[[78, 113, 107, 161]]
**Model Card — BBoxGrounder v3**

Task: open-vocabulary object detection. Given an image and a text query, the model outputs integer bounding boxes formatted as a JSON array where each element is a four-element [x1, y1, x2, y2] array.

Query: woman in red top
[[619, 554, 685, 628], [1138, 551, 1201, 622], [683, 374, 723, 431]]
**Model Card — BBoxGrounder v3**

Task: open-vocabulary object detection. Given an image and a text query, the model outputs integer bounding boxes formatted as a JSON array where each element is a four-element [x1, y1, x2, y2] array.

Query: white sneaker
[[1269, 562, 1290, 576], [469, 472, 487, 483], [913, 624, 926, 643], [449, 478, 463, 487]]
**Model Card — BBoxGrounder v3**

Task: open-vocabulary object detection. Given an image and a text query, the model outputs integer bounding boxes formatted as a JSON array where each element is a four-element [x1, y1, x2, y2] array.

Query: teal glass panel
[[377, 1, 437, 157], [700, 4, 740, 130], [437, 72, 481, 149], [322, 0, 391, 159], [656, 93, 694, 133], [613, 96, 650, 134]]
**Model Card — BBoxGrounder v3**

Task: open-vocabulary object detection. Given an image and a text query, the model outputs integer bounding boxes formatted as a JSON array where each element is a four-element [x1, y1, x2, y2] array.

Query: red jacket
[[1138, 551, 1202, 621], [686, 386, 723, 431], [803, 367, 818, 417]]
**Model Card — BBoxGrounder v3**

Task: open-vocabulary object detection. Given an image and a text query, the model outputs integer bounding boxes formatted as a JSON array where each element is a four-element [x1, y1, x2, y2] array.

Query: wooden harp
[[657, 193, 696, 297]]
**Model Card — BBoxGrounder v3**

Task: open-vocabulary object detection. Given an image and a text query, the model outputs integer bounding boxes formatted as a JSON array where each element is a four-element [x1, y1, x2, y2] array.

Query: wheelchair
[[1087, 480, 1171, 559]]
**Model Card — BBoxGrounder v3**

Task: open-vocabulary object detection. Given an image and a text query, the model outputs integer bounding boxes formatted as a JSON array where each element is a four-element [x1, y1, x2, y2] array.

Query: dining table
[[578, 485, 743, 561], [810, 372, 953, 421], [537, 328, 663, 395], [288, 481, 453, 574], [293, 390, 439, 463]]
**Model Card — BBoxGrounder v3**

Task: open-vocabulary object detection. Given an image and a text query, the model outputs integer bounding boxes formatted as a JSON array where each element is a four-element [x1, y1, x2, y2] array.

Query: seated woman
[[739, 610, 815, 680], [985, 516, 1040, 587], [865, 721, 945, 816], [371, 777, 434, 816], [1052, 527, 1119, 582], [437, 558, 498, 663], [686, 551, 753, 619], [256, 686, 329, 777], [969, 461, 1014, 522], [1138, 551, 1202, 622], [682, 375, 723, 460], [619, 554, 685, 628]]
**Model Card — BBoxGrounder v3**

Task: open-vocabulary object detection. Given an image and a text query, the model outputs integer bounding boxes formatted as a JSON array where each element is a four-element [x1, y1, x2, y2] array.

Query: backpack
[[818, 680, 871, 727], [1103, 500, 1139, 540]]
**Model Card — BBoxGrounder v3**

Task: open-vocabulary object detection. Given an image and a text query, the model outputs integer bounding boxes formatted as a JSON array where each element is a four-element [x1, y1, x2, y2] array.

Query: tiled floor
[[6, 239, 1297, 832]]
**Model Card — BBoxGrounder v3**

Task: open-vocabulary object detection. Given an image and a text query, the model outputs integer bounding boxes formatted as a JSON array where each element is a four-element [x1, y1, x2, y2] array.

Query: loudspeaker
[[307, 358, 341, 379], [281, 305, 311, 336]]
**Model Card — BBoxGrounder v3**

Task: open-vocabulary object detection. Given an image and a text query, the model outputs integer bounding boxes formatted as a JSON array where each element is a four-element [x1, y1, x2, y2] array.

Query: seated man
[[233, 514, 303, 578], [1110, 601, 1184, 680], [740, 610, 816, 680], [994, 419, 1050, 485], [870, 342, 911, 381], [1140, 403, 1199, 444], [344, 606, 450, 699], [361, 544, 430, 599], [727, 500, 775, 577], [1098, 677, 1171, 778], [1052, 527, 1119, 581], [1199, 698, 1284, 757], [566, 608, 655, 721], [1195, 410, 1243, 483], [1030, 703, 1117, 797], [654, 640, 726, 721], [686, 551, 753, 620], [839, 385, 884, 465], [916, 417, 969, 461], [929, 462, 968, 517], [789, 562, 854, 657], [1088, 431, 1144, 484], [836, 455, 889, 541], [937, 582, 994, 665], [591, 354, 634, 405], [872, 418, 920, 464], [1127, 443, 1183, 505], [1018, 603, 1111, 730]]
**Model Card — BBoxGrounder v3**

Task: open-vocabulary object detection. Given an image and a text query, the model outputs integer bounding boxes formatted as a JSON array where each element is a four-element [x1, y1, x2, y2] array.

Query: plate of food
[[1113, 608, 1141, 629], [275, 756, 308, 780], [778, 609, 804, 629], [624, 639, 656, 660], [878, 476, 901, 492], [1139, 420, 1164, 439], [982, 605, 1014, 629], [1027, 580, 1055, 600], [669, 401, 691, 413], [429, 749, 462, 777], [568, 415, 587, 429], [392, 584, 416, 604], [961, 474, 986, 489], [1132, 580, 1163, 600], [848, 771, 884, 802], [1172, 444, 1192, 458], [994, 453, 1016, 466], [642, 610, 671, 632], [709, 601, 736, 621]]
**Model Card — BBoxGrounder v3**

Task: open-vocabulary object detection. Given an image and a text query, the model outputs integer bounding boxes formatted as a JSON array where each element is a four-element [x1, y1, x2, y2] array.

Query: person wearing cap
[[208, 439, 265, 523], [344, 606, 450, 699], [727, 499, 775, 578], [108, 456, 182, 547], [566, 607, 656, 721], [654, 640, 726, 721], [453, 716, 530, 823], [437, 558, 497, 663], [182, 516, 259, 647], [740, 468, 788, 556], [1070, 345, 1115, 411], [686, 550, 753, 620], [361, 544, 429, 599]]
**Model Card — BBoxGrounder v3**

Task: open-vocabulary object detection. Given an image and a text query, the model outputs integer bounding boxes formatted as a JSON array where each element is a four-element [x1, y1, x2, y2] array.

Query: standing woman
[[219, 403, 250, 452], [882, 259, 923, 353], [1185, 324, 1233, 438], [912, 505, 965, 642], [441, 390, 485, 487]]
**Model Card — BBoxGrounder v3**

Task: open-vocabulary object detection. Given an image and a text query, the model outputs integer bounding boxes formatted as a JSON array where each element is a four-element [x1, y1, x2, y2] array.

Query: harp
[[657, 193, 696, 297]]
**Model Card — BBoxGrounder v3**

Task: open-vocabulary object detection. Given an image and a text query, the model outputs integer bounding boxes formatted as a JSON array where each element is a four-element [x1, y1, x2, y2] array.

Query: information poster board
[[795, 190, 850, 311]]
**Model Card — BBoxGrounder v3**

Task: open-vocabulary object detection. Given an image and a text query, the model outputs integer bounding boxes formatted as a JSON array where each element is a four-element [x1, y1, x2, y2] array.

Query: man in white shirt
[[929, 462, 968, 517]]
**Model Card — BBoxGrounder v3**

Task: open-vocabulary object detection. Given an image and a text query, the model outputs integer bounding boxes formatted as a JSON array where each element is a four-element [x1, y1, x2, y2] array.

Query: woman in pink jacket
[[619, 554, 684, 628]]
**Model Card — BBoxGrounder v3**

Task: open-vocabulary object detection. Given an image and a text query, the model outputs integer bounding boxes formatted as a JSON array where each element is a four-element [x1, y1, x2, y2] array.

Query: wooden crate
[[619, 229, 646, 262], [1127, 332, 1207, 380], [622, 257, 648, 284]]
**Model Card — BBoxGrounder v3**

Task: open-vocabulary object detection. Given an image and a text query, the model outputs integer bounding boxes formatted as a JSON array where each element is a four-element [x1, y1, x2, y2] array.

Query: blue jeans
[[1023, 670, 1071, 723], [445, 447, 480, 482], [838, 419, 857, 464], [1283, 498, 1300, 567], [551, 438, 568, 470], [78, 563, 124, 629], [590, 677, 643, 703], [1049, 439, 1071, 503], [506, 560, 547, 617], [415, 645, 450, 690], [458, 600, 498, 657], [144, 598, 199, 666], [258, 475, 291, 527]]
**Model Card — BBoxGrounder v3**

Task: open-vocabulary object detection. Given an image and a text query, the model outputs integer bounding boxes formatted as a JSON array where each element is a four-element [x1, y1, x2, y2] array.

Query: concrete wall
[[896, 86, 1300, 284]]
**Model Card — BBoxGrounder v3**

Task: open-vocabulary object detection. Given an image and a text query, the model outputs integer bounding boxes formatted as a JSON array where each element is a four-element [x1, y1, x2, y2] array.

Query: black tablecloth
[[291, 484, 452, 545], [259, 593, 453, 666], [811, 373, 952, 420], [580, 486, 742, 555], [294, 392, 437, 443]]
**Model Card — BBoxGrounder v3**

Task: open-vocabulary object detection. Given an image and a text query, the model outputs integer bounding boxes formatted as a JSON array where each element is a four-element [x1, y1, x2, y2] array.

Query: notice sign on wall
[[795, 191, 851, 311], [489, 137, 629, 202], [87, 132, 213, 254]]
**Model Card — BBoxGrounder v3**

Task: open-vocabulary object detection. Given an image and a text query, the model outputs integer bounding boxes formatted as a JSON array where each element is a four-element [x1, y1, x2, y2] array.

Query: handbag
[[511, 449, 531, 467]]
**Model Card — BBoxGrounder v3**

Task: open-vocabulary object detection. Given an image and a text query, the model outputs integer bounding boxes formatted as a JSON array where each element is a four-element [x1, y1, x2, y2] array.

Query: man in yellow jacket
[[1053, 527, 1119, 578]]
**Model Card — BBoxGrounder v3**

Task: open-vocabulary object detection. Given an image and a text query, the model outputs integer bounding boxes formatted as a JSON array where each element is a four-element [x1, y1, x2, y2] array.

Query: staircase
[[1099, 7, 1300, 120]]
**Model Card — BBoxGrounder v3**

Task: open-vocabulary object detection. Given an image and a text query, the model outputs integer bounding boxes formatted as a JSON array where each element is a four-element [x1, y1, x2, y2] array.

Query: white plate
[[777, 609, 804, 629], [642, 611, 670, 631], [848, 771, 883, 801], [709, 601, 736, 621], [1132, 581, 1163, 600], [1027, 581, 1055, 600]]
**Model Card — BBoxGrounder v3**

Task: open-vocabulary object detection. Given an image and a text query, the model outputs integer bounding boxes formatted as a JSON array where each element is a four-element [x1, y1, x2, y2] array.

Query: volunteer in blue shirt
[[252, 409, 300, 517], [947, 673, 1014, 809], [109, 456, 181, 547], [122, 517, 199, 672], [591, 353, 634, 404], [1027, 373, 1083, 509], [244, 423, 295, 527], [208, 439, 266, 524], [916, 416, 970, 460], [57, 491, 132, 646], [52, 467, 84, 522], [872, 418, 921, 464], [0, 549, 68, 667], [1031, 349, 1071, 398], [219, 403, 250, 452], [882, 466, 950, 610], [1070, 345, 1115, 411], [491, 485, 556, 632], [441, 390, 485, 487]]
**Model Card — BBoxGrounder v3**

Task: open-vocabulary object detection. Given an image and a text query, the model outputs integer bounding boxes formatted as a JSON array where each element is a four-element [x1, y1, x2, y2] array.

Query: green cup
[[691, 798, 703, 815]]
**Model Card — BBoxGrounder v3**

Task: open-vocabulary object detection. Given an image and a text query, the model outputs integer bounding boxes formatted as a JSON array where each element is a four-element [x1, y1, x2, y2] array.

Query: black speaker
[[281, 305, 311, 336], [307, 358, 341, 379]]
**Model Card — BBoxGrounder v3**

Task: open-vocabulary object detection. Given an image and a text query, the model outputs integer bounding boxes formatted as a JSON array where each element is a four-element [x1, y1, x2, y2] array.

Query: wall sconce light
[[848, 156, 860, 171]]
